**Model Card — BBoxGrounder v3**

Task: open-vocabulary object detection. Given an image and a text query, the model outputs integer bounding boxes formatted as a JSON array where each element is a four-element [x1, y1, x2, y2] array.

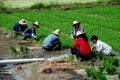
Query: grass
[[0, 5, 120, 53], [2, 0, 98, 9]]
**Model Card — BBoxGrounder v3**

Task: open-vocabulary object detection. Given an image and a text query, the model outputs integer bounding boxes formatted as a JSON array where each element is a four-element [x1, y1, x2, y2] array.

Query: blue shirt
[[23, 27, 36, 35], [42, 34, 59, 48], [70, 26, 85, 35], [13, 23, 28, 32]]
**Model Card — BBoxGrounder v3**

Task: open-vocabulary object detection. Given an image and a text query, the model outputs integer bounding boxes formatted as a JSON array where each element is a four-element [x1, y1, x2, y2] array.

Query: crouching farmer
[[23, 21, 39, 40], [13, 19, 28, 35], [90, 35, 113, 56], [71, 31, 92, 61], [42, 29, 61, 51]]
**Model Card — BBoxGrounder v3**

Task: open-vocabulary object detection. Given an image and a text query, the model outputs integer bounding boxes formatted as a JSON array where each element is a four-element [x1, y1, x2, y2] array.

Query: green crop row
[[0, 5, 120, 52]]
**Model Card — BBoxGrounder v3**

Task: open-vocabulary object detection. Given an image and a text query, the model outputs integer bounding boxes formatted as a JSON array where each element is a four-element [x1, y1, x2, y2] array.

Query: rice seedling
[[0, 5, 120, 52]]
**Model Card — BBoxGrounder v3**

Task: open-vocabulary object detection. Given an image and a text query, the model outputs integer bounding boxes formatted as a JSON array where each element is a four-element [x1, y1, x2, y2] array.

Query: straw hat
[[72, 20, 80, 26], [33, 21, 39, 27], [19, 19, 28, 25], [53, 29, 61, 36], [76, 31, 83, 37]]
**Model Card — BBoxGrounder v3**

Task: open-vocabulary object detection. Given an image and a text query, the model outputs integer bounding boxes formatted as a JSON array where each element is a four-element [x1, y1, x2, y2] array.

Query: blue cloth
[[23, 27, 36, 39], [42, 34, 60, 49], [13, 23, 28, 32], [13, 23, 20, 31], [70, 26, 85, 35]]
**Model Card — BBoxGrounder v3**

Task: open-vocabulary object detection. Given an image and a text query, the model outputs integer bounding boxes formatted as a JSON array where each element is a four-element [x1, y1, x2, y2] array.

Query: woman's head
[[76, 31, 88, 41]]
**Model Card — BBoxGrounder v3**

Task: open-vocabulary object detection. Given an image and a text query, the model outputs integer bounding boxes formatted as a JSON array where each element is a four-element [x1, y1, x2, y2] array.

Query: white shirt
[[94, 40, 112, 55]]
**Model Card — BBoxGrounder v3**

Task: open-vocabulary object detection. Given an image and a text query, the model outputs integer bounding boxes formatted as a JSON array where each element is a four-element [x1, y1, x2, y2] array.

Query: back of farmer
[[13, 19, 28, 34], [42, 29, 61, 51], [71, 31, 92, 61], [23, 21, 39, 40]]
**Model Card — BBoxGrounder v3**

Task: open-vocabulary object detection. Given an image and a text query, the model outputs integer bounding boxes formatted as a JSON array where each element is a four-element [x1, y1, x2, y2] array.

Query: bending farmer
[[90, 35, 113, 56], [23, 21, 39, 40], [13, 19, 28, 35], [42, 29, 61, 51]]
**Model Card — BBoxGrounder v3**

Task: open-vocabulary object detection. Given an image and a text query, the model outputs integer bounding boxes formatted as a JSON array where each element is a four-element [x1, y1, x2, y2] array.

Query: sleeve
[[31, 33, 37, 38], [81, 26, 85, 33], [72, 39, 79, 48], [70, 30, 75, 34]]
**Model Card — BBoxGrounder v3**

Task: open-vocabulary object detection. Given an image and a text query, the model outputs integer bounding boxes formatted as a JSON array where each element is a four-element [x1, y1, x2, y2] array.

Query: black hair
[[90, 35, 98, 41], [76, 34, 88, 41]]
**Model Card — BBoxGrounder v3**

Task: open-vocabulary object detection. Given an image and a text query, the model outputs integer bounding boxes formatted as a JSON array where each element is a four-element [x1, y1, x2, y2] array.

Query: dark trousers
[[71, 48, 92, 61], [44, 40, 61, 51], [23, 33, 31, 40]]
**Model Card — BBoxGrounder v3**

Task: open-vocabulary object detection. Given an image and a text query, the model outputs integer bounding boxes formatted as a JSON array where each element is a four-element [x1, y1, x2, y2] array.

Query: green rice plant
[[86, 67, 95, 79], [86, 67, 107, 80], [98, 53, 107, 61], [90, 57, 97, 66], [10, 46, 17, 54], [96, 71, 107, 80], [106, 64, 116, 75], [103, 57, 119, 67], [108, 57, 119, 66], [118, 72, 120, 79], [98, 65, 105, 72], [20, 45, 28, 54], [0, 5, 120, 52]]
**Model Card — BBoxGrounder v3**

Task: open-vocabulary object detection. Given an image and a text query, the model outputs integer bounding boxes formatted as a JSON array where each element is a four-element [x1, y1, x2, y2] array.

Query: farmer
[[23, 21, 39, 40], [70, 20, 85, 39], [90, 35, 113, 56], [42, 29, 61, 51], [13, 19, 28, 35], [71, 31, 92, 61]]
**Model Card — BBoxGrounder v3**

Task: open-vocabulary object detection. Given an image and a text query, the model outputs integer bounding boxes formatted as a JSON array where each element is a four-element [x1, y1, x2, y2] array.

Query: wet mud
[[0, 32, 87, 80]]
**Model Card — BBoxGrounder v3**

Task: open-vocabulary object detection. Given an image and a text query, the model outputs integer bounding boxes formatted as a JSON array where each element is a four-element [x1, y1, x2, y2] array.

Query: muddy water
[[11, 63, 72, 80], [0, 33, 15, 59], [0, 32, 80, 80]]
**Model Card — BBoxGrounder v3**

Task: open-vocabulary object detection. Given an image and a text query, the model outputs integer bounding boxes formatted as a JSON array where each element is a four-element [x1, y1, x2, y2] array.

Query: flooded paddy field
[[0, 33, 89, 80], [0, 31, 120, 80]]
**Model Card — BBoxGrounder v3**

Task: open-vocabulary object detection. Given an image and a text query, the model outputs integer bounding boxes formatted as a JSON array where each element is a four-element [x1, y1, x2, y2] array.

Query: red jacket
[[72, 37, 91, 55]]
